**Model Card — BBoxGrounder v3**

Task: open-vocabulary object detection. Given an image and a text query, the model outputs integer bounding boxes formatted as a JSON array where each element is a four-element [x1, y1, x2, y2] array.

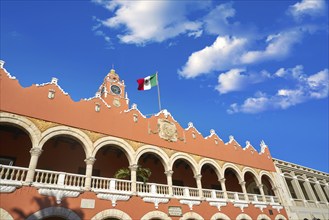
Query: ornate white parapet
[[143, 197, 169, 209], [0, 177, 24, 193], [96, 193, 130, 207], [179, 199, 201, 210], [38, 188, 81, 204], [251, 195, 267, 212]]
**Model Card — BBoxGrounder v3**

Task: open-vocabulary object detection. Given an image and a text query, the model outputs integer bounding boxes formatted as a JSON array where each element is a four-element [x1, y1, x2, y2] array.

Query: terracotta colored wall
[[225, 170, 242, 192], [137, 154, 167, 184], [0, 127, 31, 167], [201, 167, 221, 189], [0, 68, 276, 173], [172, 161, 196, 187], [94, 147, 130, 178], [37, 138, 86, 173], [0, 186, 288, 220]]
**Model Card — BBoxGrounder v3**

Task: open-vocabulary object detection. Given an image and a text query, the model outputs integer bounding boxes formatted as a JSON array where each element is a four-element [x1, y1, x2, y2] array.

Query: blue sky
[[1, 0, 328, 172]]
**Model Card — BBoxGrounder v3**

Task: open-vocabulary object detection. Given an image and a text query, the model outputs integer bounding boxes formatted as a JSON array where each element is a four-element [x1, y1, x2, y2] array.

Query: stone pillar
[[25, 147, 43, 184], [303, 179, 318, 201], [239, 181, 249, 201], [219, 178, 228, 199], [322, 184, 329, 201], [165, 170, 174, 196], [314, 181, 328, 202], [194, 174, 203, 198], [258, 184, 266, 202], [84, 157, 96, 190], [129, 164, 138, 194], [291, 177, 306, 200]]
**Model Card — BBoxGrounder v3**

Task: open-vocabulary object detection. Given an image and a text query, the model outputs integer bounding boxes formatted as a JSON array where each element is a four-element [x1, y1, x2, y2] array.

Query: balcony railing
[[0, 165, 286, 207], [136, 182, 169, 195], [33, 169, 85, 189], [0, 165, 28, 183], [91, 176, 131, 192]]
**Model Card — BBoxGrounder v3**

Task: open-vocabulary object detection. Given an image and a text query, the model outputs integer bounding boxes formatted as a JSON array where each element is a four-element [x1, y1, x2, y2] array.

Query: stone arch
[[236, 213, 252, 220], [180, 212, 203, 220], [222, 163, 243, 182], [0, 112, 41, 147], [39, 126, 92, 158], [0, 208, 14, 220], [170, 152, 198, 176], [210, 212, 230, 220], [93, 136, 135, 165], [259, 171, 276, 191], [141, 210, 171, 220], [26, 207, 80, 220], [275, 214, 287, 220], [198, 158, 222, 180], [242, 167, 261, 185], [135, 145, 170, 172], [257, 214, 271, 220], [91, 209, 132, 220]]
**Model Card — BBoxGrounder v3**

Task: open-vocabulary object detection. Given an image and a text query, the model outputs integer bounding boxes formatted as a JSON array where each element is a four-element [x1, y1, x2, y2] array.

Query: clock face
[[111, 85, 121, 95]]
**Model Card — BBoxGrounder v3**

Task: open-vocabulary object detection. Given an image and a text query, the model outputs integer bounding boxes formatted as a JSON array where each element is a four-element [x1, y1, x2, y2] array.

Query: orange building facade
[[0, 60, 288, 220]]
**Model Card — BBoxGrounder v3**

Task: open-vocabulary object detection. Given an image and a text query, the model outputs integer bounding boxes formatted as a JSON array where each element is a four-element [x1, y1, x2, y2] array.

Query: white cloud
[[95, 1, 205, 44], [240, 30, 303, 64], [228, 68, 329, 114], [216, 68, 271, 94], [178, 36, 247, 78], [203, 2, 237, 35], [289, 0, 326, 20]]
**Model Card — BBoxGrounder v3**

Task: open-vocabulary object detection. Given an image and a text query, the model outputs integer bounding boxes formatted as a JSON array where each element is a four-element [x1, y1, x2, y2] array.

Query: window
[[0, 156, 16, 166]]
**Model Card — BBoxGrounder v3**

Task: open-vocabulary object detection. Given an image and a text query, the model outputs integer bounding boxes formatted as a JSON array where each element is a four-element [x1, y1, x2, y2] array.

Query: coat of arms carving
[[158, 119, 177, 142]]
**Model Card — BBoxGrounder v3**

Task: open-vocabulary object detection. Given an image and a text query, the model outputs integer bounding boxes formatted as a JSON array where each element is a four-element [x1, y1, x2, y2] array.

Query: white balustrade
[[34, 169, 85, 188], [172, 185, 200, 198], [0, 165, 28, 182], [136, 182, 169, 195], [91, 176, 131, 192]]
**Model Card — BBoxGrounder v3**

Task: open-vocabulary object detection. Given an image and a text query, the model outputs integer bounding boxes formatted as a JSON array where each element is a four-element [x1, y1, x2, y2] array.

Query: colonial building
[[273, 159, 329, 220], [0, 60, 325, 220]]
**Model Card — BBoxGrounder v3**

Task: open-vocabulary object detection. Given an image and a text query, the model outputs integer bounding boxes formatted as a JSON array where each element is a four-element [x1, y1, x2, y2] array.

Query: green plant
[[114, 165, 151, 183]]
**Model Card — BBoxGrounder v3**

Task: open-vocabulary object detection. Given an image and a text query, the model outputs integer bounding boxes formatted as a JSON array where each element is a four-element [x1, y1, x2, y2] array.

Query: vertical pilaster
[[194, 174, 203, 198], [129, 164, 138, 194], [165, 170, 174, 196], [239, 181, 249, 201], [25, 147, 43, 184], [84, 157, 96, 190]]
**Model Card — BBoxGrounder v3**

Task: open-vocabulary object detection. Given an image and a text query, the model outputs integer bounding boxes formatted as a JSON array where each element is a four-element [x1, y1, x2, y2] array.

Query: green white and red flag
[[137, 73, 158, 90]]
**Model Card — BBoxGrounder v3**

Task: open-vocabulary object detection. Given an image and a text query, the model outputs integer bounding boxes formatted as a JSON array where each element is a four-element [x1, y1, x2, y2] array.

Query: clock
[[110, 85, 121, 95]]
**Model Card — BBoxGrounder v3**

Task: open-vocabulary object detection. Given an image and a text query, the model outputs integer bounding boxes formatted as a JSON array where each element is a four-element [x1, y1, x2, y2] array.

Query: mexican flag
[[137, 73, 158, 90]]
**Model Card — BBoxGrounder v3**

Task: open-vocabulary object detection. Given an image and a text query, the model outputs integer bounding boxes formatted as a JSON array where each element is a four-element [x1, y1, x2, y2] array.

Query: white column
[[291, 177, 306, 200], [219, 178, 228, 199], [258, 184, 266, 202], [25, 147, 43, 184], [239, 181, 249, 201], [164, 170, 174, 196], [129, 164, 138, 194], [84, 157, 96, 190], [314, 181, 328, 202], [303, 179, 318, 201], [194, 174, 203, 198]]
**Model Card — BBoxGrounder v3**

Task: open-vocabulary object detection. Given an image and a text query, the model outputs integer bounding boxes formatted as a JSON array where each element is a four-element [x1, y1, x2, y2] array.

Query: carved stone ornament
[[143, 197, 169, 209], [179, 199, 201, 210], [38, 188, 81, 204], [158, 119, 177, 142], [113, 98, 121, 107], [97, 193, 130, 207]]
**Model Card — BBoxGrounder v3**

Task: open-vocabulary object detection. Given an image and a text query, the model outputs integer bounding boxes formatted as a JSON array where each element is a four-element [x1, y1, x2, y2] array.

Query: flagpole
[[156, 72, 162, 111]]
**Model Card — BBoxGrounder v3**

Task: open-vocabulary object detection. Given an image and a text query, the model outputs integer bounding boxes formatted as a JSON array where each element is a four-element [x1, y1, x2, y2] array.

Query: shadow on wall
[[12, 196, 84, 220]]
